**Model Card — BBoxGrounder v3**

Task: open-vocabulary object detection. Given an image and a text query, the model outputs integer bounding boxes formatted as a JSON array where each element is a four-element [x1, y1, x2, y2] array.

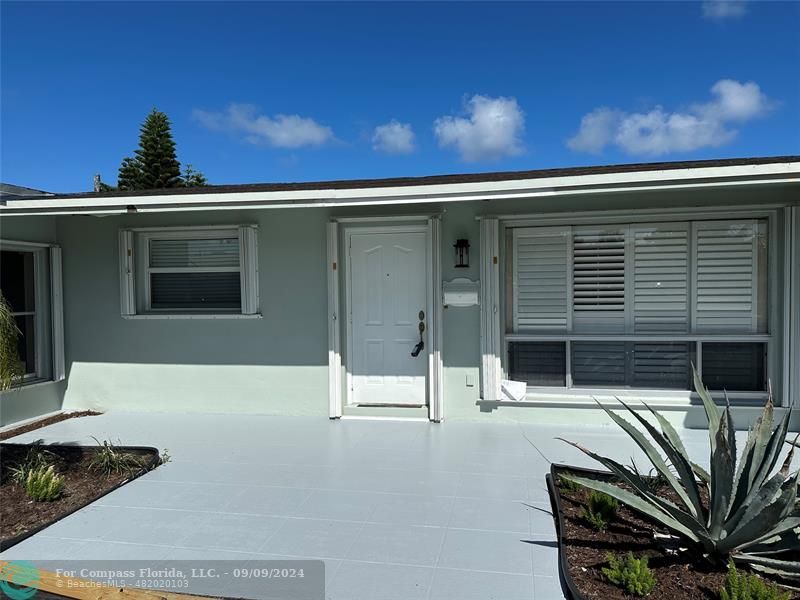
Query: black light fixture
[[454, 238, 470, 268]]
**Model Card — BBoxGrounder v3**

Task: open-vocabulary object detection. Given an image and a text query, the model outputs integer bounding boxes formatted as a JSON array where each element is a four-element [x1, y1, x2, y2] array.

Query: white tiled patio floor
[[0, 412, 719, 600]]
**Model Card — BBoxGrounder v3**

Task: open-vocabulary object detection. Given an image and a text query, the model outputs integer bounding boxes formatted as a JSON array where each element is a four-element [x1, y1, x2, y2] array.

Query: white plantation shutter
[[693, 220, 762, 333], [512, 227, 569, 331], [632, 224, 689, 333], [572, 227, 627, 332]]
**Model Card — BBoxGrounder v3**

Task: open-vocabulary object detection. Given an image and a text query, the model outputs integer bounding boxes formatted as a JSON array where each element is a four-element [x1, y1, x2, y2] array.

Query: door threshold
[[341, 404, 430, 420], [341, 416, 431, 422], [354, 403, 427, 408]]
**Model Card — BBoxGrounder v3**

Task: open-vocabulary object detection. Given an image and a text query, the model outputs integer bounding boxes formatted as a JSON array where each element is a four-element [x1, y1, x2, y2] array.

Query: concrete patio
[[0, 412, 721, 600]]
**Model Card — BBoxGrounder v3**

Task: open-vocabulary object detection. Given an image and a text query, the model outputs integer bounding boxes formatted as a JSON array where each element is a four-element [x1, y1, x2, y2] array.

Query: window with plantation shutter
[[512, 227, 569, 332], [572, 227, 626, 333], [506, 216, 771, 397], [632, 224, 689, 333], [693, 220, 766, 333]]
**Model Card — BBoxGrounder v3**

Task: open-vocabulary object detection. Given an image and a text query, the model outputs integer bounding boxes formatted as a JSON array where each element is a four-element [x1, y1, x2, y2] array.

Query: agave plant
[[560, 368, 799, 580]]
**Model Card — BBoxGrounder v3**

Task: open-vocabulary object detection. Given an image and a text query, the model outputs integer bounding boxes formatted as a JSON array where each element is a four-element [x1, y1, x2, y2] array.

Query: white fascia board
[[2, 162, 798, 216]]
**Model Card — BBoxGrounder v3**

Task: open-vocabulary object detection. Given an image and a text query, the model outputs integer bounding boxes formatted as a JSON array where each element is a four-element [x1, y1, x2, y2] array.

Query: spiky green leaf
[[618, 399, 704, 519], [710, 408, 735, 536], [720, 473, 800, 552], [558, 474, 702, 543], [736, 554, 800, 580], [597, 399, 700, 518]]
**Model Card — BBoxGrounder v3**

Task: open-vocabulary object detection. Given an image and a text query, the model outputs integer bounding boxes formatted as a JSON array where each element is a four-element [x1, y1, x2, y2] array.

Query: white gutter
[[2, 162, 798, 216]]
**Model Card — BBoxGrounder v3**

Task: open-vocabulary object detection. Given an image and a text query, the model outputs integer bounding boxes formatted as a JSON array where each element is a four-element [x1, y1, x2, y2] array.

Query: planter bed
[[0, 411, 102, 442], [0, 443, 160, 550], [547, 463, 795, 600]]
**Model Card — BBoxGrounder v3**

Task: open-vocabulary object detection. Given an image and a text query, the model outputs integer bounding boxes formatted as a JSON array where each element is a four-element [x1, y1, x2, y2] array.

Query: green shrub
[[602, 552, 656, 597], [720, 561, 790, 600], [582, 490, 618, 531], [24, 465, 65, 501], [89, 438, 144, 476], [9, 444, 55, 485]]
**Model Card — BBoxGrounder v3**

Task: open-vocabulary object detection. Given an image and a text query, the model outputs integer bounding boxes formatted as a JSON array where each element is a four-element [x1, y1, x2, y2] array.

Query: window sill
[[122, 313, 263, 320], [1, 378, 62, 393], [479, 390, 767, 410]]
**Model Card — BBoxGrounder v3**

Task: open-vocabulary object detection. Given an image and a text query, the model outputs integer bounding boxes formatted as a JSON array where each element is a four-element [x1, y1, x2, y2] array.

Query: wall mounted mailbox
[[443, 278, 479, 307]]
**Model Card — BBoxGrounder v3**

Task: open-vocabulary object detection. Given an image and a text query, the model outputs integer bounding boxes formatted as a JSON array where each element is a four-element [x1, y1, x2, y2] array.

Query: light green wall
[[58, 208, 331, 415], [1, 183, 796, 427], [0, 216, 64, 425]]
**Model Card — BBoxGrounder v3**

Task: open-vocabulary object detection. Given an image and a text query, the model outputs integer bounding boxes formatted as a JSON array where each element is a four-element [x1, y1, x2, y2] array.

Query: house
[[1, 157, 798, 429]]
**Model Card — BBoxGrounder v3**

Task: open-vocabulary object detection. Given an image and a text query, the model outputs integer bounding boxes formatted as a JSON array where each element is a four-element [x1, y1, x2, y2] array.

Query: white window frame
[[119, 225, 261, 319], [497, 206, 781, 405], [0, 239, 65, 385]]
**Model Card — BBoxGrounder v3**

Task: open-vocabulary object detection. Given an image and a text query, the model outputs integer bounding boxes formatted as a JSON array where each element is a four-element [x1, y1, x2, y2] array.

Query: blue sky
[[1, 1, 798, 193]]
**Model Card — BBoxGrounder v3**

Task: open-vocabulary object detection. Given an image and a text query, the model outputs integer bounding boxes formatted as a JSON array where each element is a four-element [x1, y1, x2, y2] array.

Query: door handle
[[411, 340, 425, 357]]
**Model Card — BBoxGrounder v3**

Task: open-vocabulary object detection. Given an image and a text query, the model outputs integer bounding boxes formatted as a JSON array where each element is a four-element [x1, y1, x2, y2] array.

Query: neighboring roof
[[0, 182, 53, 200], [13, 155, 800, 201], [2, 156, 798, 216]]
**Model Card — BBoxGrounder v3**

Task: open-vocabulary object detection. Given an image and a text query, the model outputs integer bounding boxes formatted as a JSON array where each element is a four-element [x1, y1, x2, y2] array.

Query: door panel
[[350, 231, 428, 406]]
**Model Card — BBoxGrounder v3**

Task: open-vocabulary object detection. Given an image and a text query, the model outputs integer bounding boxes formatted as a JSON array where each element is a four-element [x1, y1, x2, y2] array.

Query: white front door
[[348, 229, 428, 406]]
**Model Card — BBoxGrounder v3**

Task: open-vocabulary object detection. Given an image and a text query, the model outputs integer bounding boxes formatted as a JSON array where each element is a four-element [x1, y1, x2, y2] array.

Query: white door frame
[[327, 217, 443, 421]]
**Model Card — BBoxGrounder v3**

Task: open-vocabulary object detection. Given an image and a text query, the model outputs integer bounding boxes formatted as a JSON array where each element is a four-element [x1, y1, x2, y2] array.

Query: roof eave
[[2, 161, 798, 217]]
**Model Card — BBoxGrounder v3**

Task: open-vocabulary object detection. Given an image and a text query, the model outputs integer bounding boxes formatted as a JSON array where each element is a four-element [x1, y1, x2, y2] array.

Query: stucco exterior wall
[[0, 215, 65, 426], [1, 183, 797, 427]]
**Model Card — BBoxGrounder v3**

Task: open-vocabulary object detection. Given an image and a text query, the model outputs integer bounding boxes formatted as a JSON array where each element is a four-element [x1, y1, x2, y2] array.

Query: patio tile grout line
[[35, 534, 536, 577], [90, 504, 531, 534]]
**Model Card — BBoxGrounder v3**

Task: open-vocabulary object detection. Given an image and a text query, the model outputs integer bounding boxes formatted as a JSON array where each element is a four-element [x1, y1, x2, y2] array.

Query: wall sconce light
[[454, 238, 470, 268]]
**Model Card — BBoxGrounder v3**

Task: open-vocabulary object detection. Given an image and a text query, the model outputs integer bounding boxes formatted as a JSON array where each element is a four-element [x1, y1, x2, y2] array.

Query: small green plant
[[24, 465, 65, 501], [720, 561, 790, 600], [9, 443, 55, 485], [159, 448, 172, 465], [582, 489, 619, 531], [89, 438, 144, 476], [602, 552, 656, 597]]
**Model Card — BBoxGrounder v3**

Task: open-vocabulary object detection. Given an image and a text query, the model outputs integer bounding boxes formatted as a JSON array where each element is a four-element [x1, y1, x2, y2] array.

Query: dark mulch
[[552, 474, 797, 600], [0, 411, 102, 441], [0, 443, 159, 548]]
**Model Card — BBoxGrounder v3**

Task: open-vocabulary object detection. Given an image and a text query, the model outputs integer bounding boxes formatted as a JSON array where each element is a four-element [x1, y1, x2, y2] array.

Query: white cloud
[[702, 1, 748, 20], [567, 79, 772, 156], [566, 107, 623, 154], [192, 104, 334, 148], [372, 120, 416, 154], [434, 95, 525, 161]]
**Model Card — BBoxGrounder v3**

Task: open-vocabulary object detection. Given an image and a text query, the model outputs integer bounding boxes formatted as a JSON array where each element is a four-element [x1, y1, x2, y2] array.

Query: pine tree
[[115, 108, 207, 191], [181, 164, 208, 187], [133, 109, 182, 189], [117, 157, 142, 190]]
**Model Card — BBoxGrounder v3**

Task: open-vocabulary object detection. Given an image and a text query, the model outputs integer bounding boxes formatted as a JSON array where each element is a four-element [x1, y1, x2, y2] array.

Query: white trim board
[[3, 161, 797, 216], [334, 218, 443, 422]]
